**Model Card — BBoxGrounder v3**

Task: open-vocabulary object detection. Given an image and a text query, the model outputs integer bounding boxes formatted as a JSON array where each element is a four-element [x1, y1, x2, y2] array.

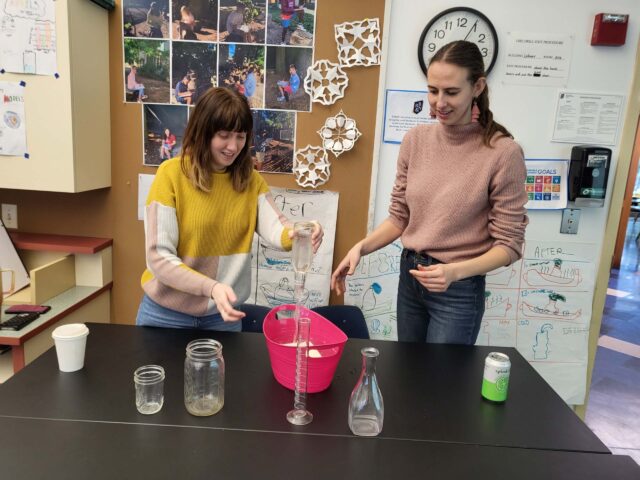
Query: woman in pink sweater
[[332, 41, 528, 345]]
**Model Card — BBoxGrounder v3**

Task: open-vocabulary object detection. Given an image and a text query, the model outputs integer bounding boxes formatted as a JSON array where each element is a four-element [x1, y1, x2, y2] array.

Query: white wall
[[373, 0, 640, 269]]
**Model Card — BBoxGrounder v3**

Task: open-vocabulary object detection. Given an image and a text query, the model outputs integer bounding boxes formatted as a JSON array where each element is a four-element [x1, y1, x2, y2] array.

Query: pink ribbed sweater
[[388, 122, 528, 264]]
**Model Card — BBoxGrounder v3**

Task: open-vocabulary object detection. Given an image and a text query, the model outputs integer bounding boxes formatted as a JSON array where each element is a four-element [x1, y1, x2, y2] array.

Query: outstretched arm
[[331, 219, 402, 295]]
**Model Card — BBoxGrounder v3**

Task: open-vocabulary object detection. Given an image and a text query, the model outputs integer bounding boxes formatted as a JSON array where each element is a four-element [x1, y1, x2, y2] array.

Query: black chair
[[239, 304, 271, 333], [312, 305, 370, 339], [630, 197, 640, 225]]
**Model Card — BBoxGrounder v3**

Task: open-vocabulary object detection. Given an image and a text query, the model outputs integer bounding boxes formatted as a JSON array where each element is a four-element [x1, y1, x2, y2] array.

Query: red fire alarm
[[591, 13, 628, 46]]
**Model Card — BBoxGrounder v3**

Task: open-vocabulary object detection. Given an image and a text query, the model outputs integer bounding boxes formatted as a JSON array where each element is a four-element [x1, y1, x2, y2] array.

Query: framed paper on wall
[[0, 221, 30, 299]]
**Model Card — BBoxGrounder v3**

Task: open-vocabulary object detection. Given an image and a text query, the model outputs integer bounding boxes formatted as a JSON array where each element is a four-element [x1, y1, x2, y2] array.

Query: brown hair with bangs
[[180, 87, 254, 192]]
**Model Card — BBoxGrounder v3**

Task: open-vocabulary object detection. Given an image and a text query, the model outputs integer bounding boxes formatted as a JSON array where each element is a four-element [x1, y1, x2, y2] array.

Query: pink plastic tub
[[263, 304, 348, 393]]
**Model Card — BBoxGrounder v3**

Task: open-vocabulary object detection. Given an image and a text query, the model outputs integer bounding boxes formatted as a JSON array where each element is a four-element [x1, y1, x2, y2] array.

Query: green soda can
[[481, 352, 511, 403]]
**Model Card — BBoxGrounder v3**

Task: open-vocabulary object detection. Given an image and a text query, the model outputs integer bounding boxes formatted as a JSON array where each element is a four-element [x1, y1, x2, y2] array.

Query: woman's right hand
[[211, 282, 245, 322], [331, 242, 363, 296]]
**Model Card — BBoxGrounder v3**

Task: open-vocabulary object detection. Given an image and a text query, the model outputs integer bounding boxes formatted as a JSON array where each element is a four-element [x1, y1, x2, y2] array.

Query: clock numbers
[[418, 7, 499, 75]]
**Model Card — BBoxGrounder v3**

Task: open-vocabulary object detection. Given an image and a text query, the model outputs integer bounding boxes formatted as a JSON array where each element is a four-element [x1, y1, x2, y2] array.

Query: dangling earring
[[471, 98, 480, 123], [429, 108, 436, 119]]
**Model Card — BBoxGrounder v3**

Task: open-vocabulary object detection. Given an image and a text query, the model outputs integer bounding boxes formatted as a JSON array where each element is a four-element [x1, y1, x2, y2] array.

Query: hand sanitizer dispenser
[[568, 146, 611, 207]]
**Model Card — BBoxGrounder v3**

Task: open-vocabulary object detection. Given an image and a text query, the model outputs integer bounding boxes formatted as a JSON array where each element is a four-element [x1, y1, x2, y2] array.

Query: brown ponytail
[[430, 40, 512, 147]]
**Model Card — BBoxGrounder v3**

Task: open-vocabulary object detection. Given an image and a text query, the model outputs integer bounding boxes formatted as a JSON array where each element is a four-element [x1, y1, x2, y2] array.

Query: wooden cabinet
[[0, 233, 112, 382], [0, 0, 111, 192]]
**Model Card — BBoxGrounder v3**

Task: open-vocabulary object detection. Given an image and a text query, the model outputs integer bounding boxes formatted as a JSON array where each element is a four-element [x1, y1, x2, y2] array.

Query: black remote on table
[[1, 312, 40, 331]]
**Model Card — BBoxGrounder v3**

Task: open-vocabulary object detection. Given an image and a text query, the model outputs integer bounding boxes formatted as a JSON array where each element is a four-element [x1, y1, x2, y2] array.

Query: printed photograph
[[264, 45, 311, 111], [251, 109, 295, 173], [171, 42, 217, 105], [123, 0, 170, 38], [124, 39, 170, 103], [267, 0, 314, 46], [171, 0, 219, 41], [143, 104, 189, 166], [218, 43, 265, 109], [219, 0, 266, 44]]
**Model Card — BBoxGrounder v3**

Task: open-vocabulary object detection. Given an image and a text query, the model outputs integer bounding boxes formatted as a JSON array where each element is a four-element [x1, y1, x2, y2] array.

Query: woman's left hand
[[409, 263, 458, 293]]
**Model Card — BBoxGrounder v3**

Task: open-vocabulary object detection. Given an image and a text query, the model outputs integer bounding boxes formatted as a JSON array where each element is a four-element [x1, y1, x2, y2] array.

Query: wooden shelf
[[9, 232, 112, 255]]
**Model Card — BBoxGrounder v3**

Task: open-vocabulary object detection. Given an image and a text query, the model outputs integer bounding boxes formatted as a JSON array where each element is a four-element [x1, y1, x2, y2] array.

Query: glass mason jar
[[348, 347, 384, 436], [184, 339, 225, 416]]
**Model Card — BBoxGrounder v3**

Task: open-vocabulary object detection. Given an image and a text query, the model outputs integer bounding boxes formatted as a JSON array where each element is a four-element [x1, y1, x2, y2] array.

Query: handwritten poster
[[524, 159, 568, 210], [344, 241, 402, 340], [481, 241, 596, 405], [551, 91, 624, 145], [504, 32, 572, 86], [137, 174, 155, 220], [383, 89, 436, 144], [0, 0, 57, 75], [344, 240, 596, 405], [249, 188, 338, 308], [0, 82, 27, 156]]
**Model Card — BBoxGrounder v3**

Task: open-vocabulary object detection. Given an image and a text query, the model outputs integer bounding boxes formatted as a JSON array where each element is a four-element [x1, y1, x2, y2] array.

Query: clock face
[[418, 7, 498, 75]]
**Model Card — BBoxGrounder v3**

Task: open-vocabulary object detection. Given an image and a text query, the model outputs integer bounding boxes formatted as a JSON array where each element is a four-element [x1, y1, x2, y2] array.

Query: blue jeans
[[136, 294, 242, 332], [397, 249, 485, 345]]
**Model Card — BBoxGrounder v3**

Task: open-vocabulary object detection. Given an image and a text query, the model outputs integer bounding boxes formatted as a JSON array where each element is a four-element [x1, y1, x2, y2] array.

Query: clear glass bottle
[[348, 347, 383, 436], [184, 339, 224, 416]]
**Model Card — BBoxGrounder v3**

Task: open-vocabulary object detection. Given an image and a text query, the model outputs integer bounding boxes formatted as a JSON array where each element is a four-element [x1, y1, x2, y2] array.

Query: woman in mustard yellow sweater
[[137, 87, 322, 330]]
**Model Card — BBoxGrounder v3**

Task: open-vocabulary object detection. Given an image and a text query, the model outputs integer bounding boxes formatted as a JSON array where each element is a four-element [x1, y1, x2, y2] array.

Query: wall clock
[[418, 7, 498, 75]]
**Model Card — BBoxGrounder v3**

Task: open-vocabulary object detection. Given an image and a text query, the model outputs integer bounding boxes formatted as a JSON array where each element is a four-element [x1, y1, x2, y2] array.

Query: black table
[[0, 323, 608, 453], [1, 416, 638, 480]]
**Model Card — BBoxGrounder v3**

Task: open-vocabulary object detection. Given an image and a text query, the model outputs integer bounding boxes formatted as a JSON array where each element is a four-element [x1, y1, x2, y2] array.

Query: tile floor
[[584, 218, 640, 466]]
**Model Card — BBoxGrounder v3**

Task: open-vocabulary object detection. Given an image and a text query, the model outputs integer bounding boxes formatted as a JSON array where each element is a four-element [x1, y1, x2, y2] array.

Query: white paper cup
[[51, 323, 90, 372]]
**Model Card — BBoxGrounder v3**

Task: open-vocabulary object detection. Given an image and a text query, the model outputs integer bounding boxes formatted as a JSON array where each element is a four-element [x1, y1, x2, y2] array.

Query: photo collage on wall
[[122, 0, 316, 171]]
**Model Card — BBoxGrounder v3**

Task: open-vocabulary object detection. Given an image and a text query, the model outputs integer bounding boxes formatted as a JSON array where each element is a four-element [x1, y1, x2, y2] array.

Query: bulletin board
[[108, 0, 387, 322]]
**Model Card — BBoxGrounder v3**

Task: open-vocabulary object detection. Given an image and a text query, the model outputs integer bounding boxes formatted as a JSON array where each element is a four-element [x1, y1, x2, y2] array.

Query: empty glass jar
[[348, 347, 384, 436], [184, 339, 225, 416], [134, 365, 165, 415]]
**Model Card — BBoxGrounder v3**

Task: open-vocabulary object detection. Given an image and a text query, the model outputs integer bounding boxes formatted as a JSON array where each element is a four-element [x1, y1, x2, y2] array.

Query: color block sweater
[[142, 158, 292, 316], [388, 122, 528, 264]]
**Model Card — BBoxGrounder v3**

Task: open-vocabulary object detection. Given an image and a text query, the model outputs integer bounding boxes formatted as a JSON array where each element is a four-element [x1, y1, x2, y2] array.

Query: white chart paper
[[344, 241, 403, 340], [249, 188, 338, 308], [0, 0, 57, 75], [138, 174, 155, 220], [504, 32, 572, 86], [0, 82, 27, 156], [345, 240, 596, 404], [552, 91, 624, 146]]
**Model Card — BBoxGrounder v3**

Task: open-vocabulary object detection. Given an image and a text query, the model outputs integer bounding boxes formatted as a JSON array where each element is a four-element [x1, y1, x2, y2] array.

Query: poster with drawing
[[0, 82, 27, 156], [483, 241, 595, 404], [0, 0, 57, 75], [344, 240, 596, 404], [248, 188, 338, 308], [344, 241, 402, 341]]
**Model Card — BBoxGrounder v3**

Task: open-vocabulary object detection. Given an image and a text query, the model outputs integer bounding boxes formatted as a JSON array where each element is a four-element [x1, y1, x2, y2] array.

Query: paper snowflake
[[293, 145, 331, 188], [317, 110, 361, 157], [303, 59, 349, 105], [334, 18, 381, 68]]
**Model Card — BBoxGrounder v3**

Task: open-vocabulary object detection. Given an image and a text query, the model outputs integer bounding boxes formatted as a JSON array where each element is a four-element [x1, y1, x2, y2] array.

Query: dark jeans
[[397, 249, 485, 345]]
